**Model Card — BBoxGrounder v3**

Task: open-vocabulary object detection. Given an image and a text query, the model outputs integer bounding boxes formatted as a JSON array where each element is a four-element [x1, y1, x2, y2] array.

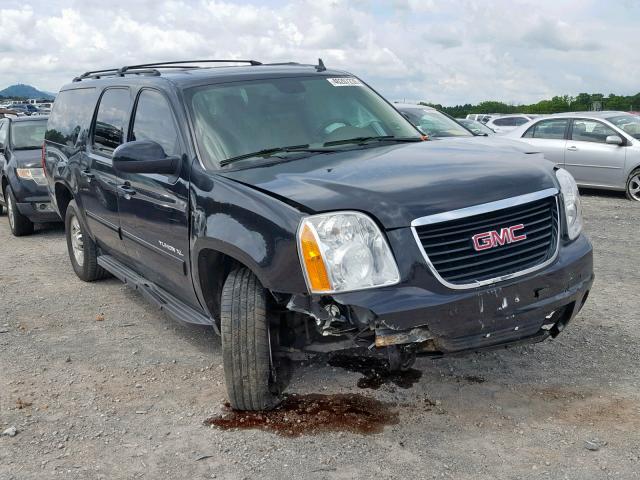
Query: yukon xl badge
[[472, 224, 527, 251]]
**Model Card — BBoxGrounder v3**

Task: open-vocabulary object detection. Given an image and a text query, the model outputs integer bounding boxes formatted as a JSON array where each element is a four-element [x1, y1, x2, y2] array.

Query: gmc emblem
[[472, 224, 527, 251]]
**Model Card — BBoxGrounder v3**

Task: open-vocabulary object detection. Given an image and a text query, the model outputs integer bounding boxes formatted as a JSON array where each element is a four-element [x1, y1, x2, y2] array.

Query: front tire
[[65, 200, 108, 281], [626, 168, 640, 201], [220, 268, 281, 411], [6, 186, 34, 236]]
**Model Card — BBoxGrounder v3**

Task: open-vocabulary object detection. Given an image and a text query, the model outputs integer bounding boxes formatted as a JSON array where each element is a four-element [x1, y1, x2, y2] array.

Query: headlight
[[298, 211, 400, 293], [16, 168, 47, 186], [555, 168, 583, 240]]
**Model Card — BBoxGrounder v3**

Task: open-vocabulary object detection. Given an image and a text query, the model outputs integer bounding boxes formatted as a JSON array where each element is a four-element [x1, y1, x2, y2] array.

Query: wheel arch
[[53, 181, 74, 219], [193, 236, 279, 325]]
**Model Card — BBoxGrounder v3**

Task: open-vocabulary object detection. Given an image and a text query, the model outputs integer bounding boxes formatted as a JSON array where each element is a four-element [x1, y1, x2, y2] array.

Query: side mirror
[[605, 135, 624, 146], [113, 140, 180, 174]]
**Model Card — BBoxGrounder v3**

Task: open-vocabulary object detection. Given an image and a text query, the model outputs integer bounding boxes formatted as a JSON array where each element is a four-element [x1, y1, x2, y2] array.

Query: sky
[[1, 0, 639, 105]]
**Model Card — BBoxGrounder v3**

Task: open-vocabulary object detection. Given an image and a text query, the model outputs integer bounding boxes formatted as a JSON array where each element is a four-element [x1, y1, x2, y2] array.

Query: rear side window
[[512, 117, 529, 126], [46, 88, 95, 146], [131, 90, 180, 156], [522, 119, 568, 139], [571, 119, 617, 144], [493, 117, 513, 127], [0, 121, 8, 146], [93, 89, 131, 155]]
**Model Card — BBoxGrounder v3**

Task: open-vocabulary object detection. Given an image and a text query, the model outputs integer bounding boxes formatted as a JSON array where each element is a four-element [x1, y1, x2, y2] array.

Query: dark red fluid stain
[[328, 354, 422, 390], [204, 393, 398, 437]]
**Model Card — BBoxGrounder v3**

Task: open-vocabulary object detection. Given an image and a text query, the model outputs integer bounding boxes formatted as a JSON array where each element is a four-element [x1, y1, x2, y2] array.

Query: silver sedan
[[506, 111, 640, 201]]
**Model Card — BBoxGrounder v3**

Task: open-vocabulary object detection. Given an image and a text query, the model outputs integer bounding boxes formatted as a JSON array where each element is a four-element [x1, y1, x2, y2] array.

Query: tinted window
[[571, 119, 617, 144], [131, 90, 180, 155], [93, 89, 130, 155], [10, 120, 47, 149], [523, 119, 568, 139], [46, 88, 96, 146], [512, 117, 529, 126]]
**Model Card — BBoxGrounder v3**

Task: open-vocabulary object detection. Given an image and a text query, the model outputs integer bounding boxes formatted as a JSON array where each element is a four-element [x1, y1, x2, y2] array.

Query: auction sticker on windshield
[[327, 77, 363, 87]]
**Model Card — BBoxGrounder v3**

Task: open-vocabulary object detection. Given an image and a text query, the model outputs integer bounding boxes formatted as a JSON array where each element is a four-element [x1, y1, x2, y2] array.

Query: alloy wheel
[[6, 194, 15, 230], [629, 173, 640, 201], [70, 215, 85, 267]]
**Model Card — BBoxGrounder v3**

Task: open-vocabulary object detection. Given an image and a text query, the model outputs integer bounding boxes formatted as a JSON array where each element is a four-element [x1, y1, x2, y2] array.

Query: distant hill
[[0, 84, 55, 100]]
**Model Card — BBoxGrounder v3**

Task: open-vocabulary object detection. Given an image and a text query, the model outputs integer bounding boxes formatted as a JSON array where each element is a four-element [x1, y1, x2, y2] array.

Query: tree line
[[421, 92, 640, 118]]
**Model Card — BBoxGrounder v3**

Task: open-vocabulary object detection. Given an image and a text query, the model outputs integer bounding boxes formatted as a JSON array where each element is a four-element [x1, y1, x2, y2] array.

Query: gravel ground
[[1, 190, 639, 480]]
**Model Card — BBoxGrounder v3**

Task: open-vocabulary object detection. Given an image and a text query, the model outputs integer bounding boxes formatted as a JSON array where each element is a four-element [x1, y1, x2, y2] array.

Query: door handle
[[117, 185, 137, 198], [80, 170, 95, 179], [567, 146, 578, 151]]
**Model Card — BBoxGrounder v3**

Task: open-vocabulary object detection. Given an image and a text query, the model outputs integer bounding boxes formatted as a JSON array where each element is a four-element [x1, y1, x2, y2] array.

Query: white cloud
[[0, 0, 638, 104]]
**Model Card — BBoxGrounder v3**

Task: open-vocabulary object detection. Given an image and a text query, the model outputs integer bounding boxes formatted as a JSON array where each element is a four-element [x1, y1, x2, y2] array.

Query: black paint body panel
[[42, 65, 593, 356]]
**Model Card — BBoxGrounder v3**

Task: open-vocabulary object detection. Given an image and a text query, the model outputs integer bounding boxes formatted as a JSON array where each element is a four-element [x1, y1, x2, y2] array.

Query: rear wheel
[[220, 268, 281, 411], [626, 168, 640, 201], [5, 186, 34, 236], [65, 200, 108, 281]]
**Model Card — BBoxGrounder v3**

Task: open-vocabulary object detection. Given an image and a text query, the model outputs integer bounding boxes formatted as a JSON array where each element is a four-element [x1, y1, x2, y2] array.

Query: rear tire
[[220, 268, 281, 411], [65, 200, 108, 282], [5, 186, 34, 236], [625, 168, 640, 201]]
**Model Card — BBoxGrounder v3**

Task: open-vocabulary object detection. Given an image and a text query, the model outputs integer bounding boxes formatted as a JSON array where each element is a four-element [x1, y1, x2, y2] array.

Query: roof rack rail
[[72, 59, 263, 82]]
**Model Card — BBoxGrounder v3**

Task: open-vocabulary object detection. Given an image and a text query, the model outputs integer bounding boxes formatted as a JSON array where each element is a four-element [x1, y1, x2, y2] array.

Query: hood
[[219, 141, 558, 229], [11, 149, 42, 168], [435, 135, 541, 154]]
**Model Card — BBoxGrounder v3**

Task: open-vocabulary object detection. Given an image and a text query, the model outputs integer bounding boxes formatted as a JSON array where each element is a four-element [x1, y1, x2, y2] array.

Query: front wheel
[[626, 168, 640, 201], [65, 200, 108, 281], [6, 186, 34, 236], [220, 268, 281, 411]]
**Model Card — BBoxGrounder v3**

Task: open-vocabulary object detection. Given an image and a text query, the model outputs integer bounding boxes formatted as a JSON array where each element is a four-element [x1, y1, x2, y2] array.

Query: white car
[[506, 111, 640, 201], [485, 115, 536, 134]]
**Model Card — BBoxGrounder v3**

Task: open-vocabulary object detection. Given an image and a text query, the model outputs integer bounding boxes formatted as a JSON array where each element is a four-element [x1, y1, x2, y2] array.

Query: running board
[[97, 255, 214, 326]]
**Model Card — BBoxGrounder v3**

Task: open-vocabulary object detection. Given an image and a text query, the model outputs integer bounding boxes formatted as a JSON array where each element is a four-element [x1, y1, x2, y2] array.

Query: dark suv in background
[[0, 116, 60, 235], [44, 60, 593, 411]]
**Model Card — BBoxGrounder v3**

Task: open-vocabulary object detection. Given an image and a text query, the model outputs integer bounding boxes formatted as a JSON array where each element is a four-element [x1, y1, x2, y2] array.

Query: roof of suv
[[64, 61, 351, 91]]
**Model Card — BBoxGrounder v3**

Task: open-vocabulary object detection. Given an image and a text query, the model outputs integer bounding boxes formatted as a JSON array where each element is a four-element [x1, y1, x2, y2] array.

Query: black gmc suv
[[1, 116, 60, 235], [44, 60, 593, 411]]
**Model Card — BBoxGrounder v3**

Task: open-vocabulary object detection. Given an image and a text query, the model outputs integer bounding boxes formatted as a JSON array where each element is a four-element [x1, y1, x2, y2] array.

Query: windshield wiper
[[322, 136, 423, 147], [220, 144, 327, 167]]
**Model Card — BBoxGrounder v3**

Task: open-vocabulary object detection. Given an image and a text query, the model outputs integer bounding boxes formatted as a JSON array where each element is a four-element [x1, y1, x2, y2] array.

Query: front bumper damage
[[287, 234, 593, 356]]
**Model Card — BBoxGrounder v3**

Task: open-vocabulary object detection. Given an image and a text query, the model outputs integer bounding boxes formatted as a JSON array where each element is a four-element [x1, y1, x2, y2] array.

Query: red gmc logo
[[472, 224, 527, 251]]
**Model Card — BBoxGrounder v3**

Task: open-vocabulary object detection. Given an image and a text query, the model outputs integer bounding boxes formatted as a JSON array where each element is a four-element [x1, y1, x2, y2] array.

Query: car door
[[116, 88, 197, 306], [519, 118, 570, 166], [79, 88, 131, 254], [0, 120, 7, 202], [565, 118, 626, 187]]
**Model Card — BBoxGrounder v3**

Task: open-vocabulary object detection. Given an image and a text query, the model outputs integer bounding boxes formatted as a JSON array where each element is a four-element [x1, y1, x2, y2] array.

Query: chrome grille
[[413, 191, 560, 288]]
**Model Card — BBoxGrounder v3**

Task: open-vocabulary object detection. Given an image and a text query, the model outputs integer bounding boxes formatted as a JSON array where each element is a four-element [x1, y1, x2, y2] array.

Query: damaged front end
[[278, 230, 593, 369]]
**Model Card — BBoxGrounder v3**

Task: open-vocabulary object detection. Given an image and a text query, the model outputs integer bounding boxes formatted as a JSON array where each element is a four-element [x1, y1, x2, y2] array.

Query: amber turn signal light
[[299, 224, 331, 292]]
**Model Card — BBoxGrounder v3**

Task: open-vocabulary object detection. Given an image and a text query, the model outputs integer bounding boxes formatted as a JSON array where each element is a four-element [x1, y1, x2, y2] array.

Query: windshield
[[400, 108, 472, 138], [459, 119, 494, 135], [187, 76, 420, 167], [606, 115, 640, 140], [10, 120, 47, 149]]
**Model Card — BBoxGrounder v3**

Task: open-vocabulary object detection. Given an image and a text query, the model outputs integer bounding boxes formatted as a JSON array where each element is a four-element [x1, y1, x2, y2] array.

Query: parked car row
[[0, 59, 589, 412]]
